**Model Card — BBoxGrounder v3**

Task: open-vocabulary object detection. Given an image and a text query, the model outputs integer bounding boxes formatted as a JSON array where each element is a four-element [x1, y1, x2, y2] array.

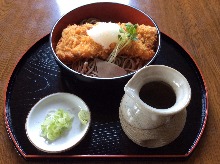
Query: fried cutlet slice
[[55, 23, 157, 63], [120, 24, 157, 60]]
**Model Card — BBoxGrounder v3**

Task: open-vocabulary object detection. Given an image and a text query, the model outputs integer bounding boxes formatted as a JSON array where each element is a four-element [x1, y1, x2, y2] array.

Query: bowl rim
[[49, 2, 161, 80]]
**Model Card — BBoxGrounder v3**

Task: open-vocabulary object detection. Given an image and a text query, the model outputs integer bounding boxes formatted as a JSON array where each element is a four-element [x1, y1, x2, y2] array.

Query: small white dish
[[25, 92, 90, 153]]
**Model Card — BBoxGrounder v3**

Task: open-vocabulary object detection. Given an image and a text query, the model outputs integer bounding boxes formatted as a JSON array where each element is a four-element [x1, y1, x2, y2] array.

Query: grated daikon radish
[[87, 22, 120, 49]]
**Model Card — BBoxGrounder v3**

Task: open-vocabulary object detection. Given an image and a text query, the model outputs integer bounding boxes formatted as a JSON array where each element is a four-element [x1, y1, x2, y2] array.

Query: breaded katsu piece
[[120, 24, 157, 60], [56, 23, 108, 63], [55, 23, 157, 63]]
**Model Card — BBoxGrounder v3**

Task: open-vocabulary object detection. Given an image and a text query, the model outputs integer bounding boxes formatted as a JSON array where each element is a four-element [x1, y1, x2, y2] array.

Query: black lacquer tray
[[5, 33, 208, 161]]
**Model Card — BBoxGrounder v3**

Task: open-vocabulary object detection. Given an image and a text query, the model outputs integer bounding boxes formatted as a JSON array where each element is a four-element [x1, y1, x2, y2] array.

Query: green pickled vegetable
[[78, 110, 90, 125], [40, 109, 73, 141]]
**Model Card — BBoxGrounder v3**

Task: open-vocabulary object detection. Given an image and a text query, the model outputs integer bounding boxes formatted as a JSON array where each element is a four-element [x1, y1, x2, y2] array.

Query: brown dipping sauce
[[139, 81, 176, 109]]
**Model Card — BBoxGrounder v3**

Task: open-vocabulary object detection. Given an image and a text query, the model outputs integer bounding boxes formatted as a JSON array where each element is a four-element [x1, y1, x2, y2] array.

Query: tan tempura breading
[[55, 23, 157, 63]]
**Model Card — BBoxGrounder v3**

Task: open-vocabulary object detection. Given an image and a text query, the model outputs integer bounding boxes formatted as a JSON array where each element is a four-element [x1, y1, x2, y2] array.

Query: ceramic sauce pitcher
[[119, 65, 191, 147]]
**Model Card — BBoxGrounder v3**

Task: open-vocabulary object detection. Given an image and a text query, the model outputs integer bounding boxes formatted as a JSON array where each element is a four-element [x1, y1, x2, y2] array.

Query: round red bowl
[[49, 2, 161, 95]]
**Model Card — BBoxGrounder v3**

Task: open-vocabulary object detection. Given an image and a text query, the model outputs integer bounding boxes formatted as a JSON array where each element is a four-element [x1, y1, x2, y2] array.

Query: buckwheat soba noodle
[[55, 18, 158, 78], [70, 56, 144, 76]]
